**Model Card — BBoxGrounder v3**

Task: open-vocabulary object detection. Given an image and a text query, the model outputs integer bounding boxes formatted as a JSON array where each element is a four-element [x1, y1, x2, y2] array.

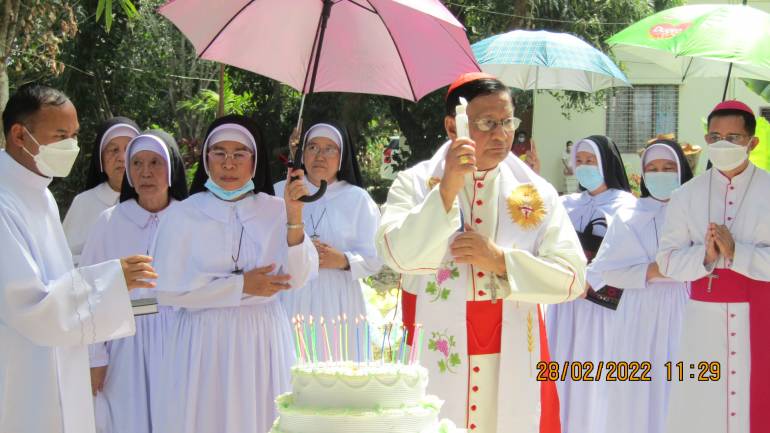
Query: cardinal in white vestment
[[377, 73, 586, 433], [658, 100, 770, 433], [0, 84, 155, 433], [63, 117, 140, 265]]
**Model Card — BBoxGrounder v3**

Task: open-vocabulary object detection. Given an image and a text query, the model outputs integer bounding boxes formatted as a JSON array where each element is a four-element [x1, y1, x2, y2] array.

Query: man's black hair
[[2, 83, 70, 135], [707, 109, 756, 136], [445, 78, 510, 116]]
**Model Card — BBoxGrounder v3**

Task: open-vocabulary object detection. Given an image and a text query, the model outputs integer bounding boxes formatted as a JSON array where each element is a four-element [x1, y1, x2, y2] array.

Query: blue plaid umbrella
[[472, 30, 630, 92]]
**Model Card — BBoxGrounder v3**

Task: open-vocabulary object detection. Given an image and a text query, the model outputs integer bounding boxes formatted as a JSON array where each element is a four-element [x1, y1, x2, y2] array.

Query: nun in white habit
[[274, 121, 382, 328], [152, 115, 318, 433], [63, 117, 140, 265], [591, 140, 692, 433], [81, 130, 188, 433], [545, 135, 637, 433]]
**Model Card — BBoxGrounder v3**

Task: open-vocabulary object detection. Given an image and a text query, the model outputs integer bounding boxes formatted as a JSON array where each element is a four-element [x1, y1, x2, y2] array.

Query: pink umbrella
[[159, 0, 479, 201], [158, 0, 479, 102]]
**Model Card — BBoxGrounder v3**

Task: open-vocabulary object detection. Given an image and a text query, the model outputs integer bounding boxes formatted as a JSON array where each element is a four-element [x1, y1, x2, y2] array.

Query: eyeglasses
[[472, 117, 521, 133], [705, 133, 752, 144], [208, 149, 254, 164], [305, 144, 340, 157]]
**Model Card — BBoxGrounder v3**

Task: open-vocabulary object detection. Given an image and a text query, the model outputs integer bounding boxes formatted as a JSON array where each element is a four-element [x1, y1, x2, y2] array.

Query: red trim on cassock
[[538, 307, 561, 433], [692, 269, 770, 433]]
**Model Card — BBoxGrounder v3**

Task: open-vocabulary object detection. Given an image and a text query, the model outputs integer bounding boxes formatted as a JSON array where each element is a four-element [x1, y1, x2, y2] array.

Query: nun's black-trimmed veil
[[85, 116, 140, 190], [119, 130, 189, 203], [301, 120, 364, 188], [190, 115, 275, 196], [639, 139, 694, 198], [580, 135, 632, 193]]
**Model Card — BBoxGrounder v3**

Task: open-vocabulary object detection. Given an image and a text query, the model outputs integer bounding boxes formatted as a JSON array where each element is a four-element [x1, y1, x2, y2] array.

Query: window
[[606, 85, 679, 153], [760, 107, 770, 123]]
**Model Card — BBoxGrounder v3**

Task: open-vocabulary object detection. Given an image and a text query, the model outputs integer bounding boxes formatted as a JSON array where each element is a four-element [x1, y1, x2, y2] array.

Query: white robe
[[274, 180, 382, 326], [63, 181, 120, 265], [81, 199, 179, 433], [590, 197, 689, 433], [377, 141, 586, 433], [0, 150, 135, 433], [151, 191, 318, 433], [545, 188, 637, 433], [657, 164, 770, 433]]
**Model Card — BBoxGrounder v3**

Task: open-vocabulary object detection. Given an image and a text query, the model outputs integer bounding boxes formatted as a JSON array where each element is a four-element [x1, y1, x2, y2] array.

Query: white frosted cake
[[270, 362, 461, 433]]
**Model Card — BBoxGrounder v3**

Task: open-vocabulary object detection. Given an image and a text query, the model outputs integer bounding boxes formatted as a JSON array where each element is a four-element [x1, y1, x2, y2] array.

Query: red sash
[[692, 269, 770, 433]]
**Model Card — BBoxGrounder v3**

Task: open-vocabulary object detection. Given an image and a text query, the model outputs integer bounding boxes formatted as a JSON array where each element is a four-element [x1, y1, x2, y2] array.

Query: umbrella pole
[[296, 94, 306, 130], [722, 62, 733, 102], [290, 0, 333, 203]]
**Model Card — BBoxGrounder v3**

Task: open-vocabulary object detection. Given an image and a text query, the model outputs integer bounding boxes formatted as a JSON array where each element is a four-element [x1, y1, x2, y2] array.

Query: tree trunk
[[0, 0, 22, 148], [510, 0, 530, 30]]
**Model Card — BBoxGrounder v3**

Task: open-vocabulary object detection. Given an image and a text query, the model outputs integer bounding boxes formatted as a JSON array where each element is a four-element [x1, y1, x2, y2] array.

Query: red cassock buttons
[[473, 366, 480, 373], [472, 386, 479, 392]]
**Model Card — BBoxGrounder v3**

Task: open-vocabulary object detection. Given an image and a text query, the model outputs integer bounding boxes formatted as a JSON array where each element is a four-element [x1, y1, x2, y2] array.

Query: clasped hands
[[704, 223, 735, 266]]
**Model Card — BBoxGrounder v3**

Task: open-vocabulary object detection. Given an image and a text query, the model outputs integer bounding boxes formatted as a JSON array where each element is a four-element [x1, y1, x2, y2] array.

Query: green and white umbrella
[[607, 4, 770, 98]]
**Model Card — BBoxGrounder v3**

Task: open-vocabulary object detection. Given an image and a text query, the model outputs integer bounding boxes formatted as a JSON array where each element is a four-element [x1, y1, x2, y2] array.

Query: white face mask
[[708, 140, 748, 172], [22, 127, 80, 177]]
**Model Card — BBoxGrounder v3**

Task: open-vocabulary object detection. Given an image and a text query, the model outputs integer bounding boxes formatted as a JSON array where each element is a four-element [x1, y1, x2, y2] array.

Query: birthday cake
[[269, 362, 461, 433]]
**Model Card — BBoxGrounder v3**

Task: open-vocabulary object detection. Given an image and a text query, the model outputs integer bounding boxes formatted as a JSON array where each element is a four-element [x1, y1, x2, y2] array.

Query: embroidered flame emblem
[[427, 177, 441, 190], [507, 184, 546, 230]]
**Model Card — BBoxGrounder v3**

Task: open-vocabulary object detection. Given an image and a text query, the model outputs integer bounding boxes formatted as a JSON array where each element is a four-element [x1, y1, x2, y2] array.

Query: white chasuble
[[377, 141, 586, 433], [657, 164, 770, 433], [0, 151, 135, 433]]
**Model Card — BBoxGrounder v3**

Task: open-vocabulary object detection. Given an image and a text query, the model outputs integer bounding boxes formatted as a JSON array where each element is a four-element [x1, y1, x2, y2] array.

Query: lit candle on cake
[[320, 317, 332, 363], [355, 316, 360, 364], [380, 323, 389, 364], [292, 316, 302, 362], [343, 313, 349, 362], [309, 315, 317, 363]]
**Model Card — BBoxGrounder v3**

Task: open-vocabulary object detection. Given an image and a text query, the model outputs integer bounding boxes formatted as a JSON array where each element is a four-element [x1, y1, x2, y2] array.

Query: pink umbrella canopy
[[158, 0, 480, 101]]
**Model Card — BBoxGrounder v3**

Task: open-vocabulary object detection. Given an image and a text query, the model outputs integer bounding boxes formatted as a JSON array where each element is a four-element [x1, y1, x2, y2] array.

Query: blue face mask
[[643, 171, 680, 201], [205, 178, 255, 201], [575, 165, 604, 192]]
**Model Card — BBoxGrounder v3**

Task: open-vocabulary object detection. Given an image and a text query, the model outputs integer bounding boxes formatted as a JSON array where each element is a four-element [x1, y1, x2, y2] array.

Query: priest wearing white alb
[[657, 100, 770, 433], [376, 72, 586, 433], [0, 83, 157, 433]]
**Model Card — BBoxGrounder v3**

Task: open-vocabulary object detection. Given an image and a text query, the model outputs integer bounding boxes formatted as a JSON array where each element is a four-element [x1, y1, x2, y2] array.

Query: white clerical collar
[[95, 181, 121, 206], [580, 188, 625, 205], [712, 163, 756, 186], [118, 198, 174, 229], [0, 150, 53, 191]]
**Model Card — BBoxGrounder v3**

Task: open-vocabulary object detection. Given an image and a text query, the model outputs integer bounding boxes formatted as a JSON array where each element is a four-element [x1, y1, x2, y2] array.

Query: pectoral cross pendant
[[311, 233, 320, 241], [706, 272, 719, 293], [232, 266, 243, 275], [488, 275, 499, 304]]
